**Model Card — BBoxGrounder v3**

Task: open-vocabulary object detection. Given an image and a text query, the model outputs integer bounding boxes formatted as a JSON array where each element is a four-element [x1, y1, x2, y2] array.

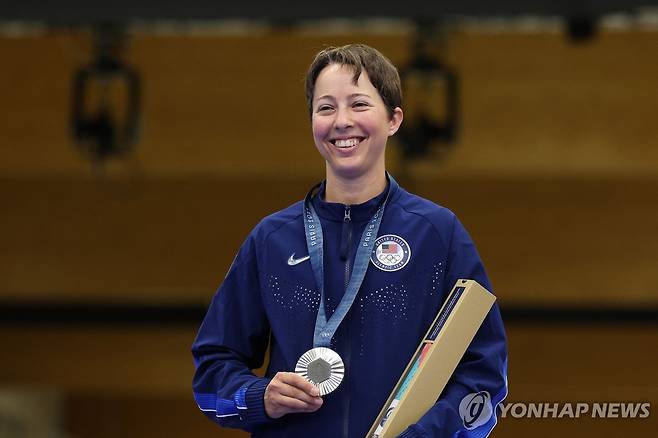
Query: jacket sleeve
[[397, 215, 508, 438], [191, 232, 276, 431]]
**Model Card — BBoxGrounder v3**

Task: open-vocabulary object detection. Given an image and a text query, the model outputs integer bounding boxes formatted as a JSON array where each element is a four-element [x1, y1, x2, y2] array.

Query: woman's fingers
[[277, 372, 321, 398], [264, 372, 323, 418]]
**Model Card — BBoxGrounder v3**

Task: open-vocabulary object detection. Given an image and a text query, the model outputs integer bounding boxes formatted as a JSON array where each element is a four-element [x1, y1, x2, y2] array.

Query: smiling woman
[[311, 64, 403, 204], [191, 44, 508, 438]]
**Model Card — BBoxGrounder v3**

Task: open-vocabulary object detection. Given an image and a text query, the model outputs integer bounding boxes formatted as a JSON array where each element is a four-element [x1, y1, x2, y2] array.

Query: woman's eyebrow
[[315, 94, 335, 101], [316, 93, 372, 101]]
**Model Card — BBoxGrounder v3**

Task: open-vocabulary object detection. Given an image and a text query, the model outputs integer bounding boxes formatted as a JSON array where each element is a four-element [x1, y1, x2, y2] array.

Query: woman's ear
[[388, 107, 404, 136]]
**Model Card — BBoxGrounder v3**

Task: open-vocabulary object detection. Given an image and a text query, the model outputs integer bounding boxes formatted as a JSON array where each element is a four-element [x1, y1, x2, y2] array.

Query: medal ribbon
[[304, 174, 398, 348]]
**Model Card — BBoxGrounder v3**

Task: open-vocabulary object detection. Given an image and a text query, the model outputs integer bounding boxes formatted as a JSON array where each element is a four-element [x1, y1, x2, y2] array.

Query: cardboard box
[[367, 279, 496, 438]]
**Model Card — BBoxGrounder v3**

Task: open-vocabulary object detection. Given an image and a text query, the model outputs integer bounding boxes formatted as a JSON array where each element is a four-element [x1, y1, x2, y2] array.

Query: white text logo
[[499, 402, 651, 419]]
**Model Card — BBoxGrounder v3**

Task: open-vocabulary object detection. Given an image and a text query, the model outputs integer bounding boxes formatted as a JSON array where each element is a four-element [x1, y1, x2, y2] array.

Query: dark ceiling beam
[[0, 1, 656, 23]]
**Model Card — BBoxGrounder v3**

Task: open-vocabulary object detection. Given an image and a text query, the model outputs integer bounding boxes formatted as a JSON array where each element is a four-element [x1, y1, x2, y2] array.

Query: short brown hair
[[304, 44, 402, 119]]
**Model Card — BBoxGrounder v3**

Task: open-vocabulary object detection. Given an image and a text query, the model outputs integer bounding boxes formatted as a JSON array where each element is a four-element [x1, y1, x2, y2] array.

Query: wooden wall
[[1, 323, 655, 437], [0, 27, 657, 437]]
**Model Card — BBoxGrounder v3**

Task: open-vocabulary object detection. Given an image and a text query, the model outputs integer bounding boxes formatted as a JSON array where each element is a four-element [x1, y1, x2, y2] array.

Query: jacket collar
[[311, 178, 391, 223]]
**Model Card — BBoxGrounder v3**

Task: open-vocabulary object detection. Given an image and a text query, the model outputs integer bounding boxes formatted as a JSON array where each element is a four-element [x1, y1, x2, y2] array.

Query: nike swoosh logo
[[287, 253, 310, 266]]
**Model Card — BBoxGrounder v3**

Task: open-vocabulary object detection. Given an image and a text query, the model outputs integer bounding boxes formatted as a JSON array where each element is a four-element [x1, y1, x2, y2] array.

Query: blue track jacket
[[192, 180, 508, 438]]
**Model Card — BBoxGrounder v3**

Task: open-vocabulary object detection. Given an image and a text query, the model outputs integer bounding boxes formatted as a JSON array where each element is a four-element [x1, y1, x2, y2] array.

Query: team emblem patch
[[370, 234, 411, 272]]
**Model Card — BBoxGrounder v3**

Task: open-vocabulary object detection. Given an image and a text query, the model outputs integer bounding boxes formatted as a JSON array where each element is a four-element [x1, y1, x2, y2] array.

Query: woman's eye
[[353, 101, 370, 108], [317, 105, 333, 112]]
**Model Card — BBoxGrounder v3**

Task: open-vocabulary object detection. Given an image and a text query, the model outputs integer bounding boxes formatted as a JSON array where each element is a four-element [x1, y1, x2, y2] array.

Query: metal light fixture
[[71, 24, 141, 167], [396, 23, 459, 162]]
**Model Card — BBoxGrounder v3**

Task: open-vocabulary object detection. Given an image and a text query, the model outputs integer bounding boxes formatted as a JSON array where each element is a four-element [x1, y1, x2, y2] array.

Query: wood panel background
[[0, 29, 657, 306], [1, 176, 657, 306], [1, 26, 657, 437], [1, 31, 657, 177], [1, 323, 655, 436]]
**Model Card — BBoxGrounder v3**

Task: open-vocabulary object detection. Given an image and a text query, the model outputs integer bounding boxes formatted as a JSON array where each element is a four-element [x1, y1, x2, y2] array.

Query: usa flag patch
[[371, 235, 411, 272]]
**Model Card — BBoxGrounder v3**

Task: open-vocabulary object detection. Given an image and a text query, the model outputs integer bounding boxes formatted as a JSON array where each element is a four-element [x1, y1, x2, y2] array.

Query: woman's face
[[311, 64, 402, 182]]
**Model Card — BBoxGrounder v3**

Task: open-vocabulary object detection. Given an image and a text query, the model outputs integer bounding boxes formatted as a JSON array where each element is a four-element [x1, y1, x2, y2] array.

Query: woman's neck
[[324, 171, 387, 205]]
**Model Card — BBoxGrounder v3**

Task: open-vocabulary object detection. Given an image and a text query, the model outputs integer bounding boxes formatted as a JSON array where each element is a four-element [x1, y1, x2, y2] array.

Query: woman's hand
[[264, 372, 323, 419]]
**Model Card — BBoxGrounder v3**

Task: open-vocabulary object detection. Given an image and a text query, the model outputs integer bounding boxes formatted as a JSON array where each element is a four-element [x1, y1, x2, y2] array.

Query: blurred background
[[1, 1, 657, 437]]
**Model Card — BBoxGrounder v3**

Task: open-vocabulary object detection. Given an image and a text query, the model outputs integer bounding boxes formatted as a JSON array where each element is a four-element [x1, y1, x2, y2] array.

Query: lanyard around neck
[[303, 175, 398, 348]]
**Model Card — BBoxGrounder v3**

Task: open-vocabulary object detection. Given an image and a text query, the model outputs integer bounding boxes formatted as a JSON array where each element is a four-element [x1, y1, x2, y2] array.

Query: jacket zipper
[[343, 205, 352, 286], [342, 205, 352, 438]]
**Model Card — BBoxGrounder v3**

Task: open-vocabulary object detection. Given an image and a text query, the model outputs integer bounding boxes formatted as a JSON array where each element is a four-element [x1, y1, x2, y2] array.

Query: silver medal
[[295, 347, 344, 396]]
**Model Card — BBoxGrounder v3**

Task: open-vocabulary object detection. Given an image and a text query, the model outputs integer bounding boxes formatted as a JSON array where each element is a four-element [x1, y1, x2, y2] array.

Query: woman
[[192, 44, 507, 438]]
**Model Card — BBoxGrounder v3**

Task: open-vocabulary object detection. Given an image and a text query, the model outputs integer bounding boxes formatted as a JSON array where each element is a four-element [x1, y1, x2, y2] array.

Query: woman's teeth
[[334, 138, 360, 148]]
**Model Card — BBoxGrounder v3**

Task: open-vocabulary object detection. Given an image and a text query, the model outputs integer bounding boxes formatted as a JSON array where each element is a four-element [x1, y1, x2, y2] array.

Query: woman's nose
[[333, 108, 353, 130]]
